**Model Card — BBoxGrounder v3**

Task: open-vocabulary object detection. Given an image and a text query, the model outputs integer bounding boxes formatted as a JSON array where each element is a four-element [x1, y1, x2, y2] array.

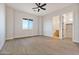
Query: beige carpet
[[0, 36, 79, 55]]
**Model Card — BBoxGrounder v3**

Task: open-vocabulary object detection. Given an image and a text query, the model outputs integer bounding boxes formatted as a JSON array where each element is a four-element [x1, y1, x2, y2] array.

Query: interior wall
[[38, 16, 43, 35], [73, 4, 79, 43], [0, 4, 6, 50], [43, 14, 53, 37], [6, 6, 14, 39], [6, 6, 41, 39], [14, 10, 39, 38]]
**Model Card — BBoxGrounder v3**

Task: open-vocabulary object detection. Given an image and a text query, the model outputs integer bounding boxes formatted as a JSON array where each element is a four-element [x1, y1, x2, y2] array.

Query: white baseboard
[[6, 35, 42, 40], [6, 37, 14, 40], [72, 40, 79, 43]]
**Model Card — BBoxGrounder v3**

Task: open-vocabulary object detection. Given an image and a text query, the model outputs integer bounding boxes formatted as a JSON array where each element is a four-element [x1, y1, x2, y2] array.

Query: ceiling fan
[[32, 3, 47, 12]]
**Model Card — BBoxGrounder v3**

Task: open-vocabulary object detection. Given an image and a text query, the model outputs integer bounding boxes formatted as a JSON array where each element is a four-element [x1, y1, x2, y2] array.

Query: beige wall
[[6, 6, 14, 39], [38, 16, 43, 35]]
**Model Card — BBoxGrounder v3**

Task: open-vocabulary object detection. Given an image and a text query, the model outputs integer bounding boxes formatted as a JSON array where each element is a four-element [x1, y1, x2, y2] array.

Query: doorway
[[52, 15, 60, 39], [62, 12, 73, 40], [52, 12, 73, 40]]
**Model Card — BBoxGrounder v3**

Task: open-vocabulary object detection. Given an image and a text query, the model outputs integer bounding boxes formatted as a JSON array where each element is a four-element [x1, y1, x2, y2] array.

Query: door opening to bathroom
[[62, 12, 73, 40]]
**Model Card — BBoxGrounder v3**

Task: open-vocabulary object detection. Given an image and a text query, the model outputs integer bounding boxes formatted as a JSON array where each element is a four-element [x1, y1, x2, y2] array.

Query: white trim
[[6, 37, 14, 40], [72, 40, 79, 43]]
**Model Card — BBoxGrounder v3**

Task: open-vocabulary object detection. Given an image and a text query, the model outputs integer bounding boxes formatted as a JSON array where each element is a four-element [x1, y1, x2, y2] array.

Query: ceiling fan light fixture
[[32, 3, 47, 12]]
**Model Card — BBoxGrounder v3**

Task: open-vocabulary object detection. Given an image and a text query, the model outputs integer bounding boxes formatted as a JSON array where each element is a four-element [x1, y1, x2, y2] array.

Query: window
[[22, 18, 33, 30]]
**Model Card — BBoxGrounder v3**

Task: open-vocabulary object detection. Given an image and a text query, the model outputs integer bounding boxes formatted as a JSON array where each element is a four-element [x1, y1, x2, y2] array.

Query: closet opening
[[62, 12, 73, 41]]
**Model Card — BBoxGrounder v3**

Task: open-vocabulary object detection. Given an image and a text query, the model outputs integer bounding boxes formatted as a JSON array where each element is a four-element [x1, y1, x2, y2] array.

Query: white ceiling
[[6, 3, 72, 16]]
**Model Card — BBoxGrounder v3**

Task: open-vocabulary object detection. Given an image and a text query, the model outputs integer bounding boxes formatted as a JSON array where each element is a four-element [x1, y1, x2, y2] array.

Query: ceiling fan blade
[[38, 9, 40, 12], [33, 3, 46, 12], [35, 3, 39, 7], [41, 3, 47, 7], [32, 7, 39, 9], [40, 7, 46, 10]]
